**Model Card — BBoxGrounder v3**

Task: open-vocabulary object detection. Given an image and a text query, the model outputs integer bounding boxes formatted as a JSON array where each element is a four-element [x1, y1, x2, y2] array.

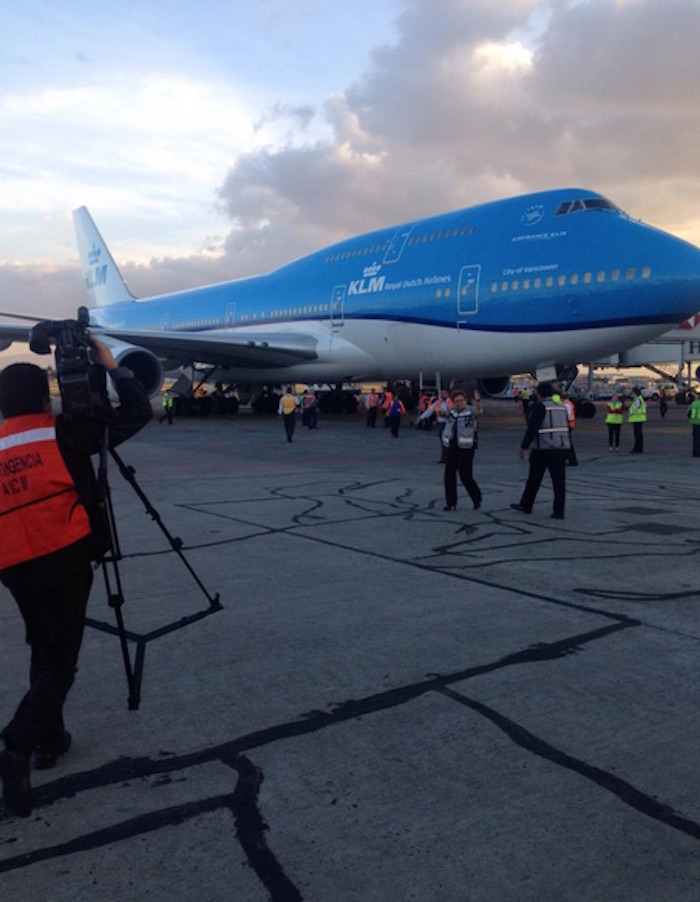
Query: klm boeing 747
[[2, 188, 700, 396]]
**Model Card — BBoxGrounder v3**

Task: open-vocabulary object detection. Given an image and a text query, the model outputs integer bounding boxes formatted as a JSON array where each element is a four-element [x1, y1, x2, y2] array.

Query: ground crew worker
[[416, 390, 453, 461], [605, 394, 624, 452], [0, 341, 152, 817], [687, 392, 700, 457], [364, 389, 379, 428], [510, 381, 570, 519], [380, 389, 394, 428], [440, 389, 482, 511], [561, 392, 578, 466], [159, 390, 174, 424], [387, 395, 406, 437], [628, 387, 647, 453], [304, 390, 318, 429], [278, 388, 300, 442]]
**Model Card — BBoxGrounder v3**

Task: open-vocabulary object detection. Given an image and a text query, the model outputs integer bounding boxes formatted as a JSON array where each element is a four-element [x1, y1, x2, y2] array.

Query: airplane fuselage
[[86, 188, 700, 385]]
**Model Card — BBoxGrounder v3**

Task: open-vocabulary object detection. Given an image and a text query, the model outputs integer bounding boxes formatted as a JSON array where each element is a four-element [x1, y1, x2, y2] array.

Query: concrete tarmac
[[0, 399, 699, 901]]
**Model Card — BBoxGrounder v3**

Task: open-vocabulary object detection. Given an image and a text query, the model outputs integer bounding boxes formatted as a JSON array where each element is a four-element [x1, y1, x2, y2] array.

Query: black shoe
[[33, 730, 72, 771], [0, 748, 32, 817], [510, 503, 531, 514], [443, 504, 456, 511], [550, 513, 565, 520]]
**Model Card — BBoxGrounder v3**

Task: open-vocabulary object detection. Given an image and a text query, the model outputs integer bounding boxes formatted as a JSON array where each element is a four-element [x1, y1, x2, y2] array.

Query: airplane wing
[[91, 327, 319, 369], [0, 318, 35, 350], [0, 312, 319, 369]]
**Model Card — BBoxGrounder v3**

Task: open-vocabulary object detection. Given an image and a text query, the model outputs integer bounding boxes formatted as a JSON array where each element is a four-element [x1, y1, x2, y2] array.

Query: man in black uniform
[[510, 381, 570, 520], [0, 339, 152, 817]]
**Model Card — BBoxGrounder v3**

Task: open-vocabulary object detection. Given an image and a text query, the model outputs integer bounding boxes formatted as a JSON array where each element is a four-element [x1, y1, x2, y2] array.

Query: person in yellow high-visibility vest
[[687, 392, 700, 457], [605, 393, 624, 452], [278, 388, 300, 442], [627, 388, 647, 454]]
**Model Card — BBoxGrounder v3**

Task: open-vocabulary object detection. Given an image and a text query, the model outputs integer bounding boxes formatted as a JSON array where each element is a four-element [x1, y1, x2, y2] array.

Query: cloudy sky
[[2, 0, 699, 338]]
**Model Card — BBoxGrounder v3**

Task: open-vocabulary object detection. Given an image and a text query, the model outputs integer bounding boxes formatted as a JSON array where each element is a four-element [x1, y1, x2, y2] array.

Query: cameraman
[[0, 339, 152, 817]]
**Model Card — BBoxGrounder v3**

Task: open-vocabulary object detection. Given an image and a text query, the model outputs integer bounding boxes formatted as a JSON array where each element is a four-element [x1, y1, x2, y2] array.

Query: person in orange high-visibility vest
[[364, 389, 379, 428], [0, 341, 152, 817]]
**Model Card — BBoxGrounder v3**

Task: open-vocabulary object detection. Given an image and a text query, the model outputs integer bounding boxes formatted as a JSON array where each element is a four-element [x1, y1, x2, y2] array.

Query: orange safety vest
[[0, 413, 92, 569]]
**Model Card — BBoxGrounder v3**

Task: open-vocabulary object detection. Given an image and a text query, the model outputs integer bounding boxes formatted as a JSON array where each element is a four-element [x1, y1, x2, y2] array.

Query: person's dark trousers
[[308, 408, 318, 429], [607, 423, 621, 449], [389, 415, 401, 437], [1, 546, 93, 758], [566, 432, 578, 466], [283, 413, 296, 442], [366, 407, 377, 428], [693, 425, 700, 457], [631, 422, 644, 453], [444, 446, 481, 508], [520, 451, 566, 517]]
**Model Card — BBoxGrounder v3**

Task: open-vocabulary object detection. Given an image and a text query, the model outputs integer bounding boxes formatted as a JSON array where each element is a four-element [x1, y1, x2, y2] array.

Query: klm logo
[[348, 275, 386, 295], [521, 205, 545, 227], [88, 244, 101, 265], [84, 265, 108, 289]]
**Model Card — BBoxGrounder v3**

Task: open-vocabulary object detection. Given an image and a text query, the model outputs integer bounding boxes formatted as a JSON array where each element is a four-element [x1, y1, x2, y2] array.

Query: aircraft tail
[[73, 207, 136, 307]]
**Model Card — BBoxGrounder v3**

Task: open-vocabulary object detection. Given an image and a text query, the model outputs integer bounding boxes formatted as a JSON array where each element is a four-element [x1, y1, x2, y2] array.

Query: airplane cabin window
[[546, 276, 554, 288], [597, 271, 606, 283], [557, 275, 566, 287], [534, 277, 542, 289], [626, 267, 636, 280], [570, 274, 579, 285], [583, 272, 592, 284], [642, 266, 652, 279], [611, 269, 621, 282]]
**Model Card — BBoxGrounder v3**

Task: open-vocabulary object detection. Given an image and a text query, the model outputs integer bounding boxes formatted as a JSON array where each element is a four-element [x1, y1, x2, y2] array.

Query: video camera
[[29, 306, 108, 418]]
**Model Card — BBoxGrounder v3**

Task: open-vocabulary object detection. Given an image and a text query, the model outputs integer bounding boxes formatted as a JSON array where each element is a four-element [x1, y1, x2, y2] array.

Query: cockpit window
[[555, 198, 621, 216]]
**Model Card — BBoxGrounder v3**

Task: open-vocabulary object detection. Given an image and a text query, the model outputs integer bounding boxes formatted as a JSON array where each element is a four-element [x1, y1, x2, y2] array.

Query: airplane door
[[457, 265, 480, 317], [383, 226, 414, 264], [330, 285, 346, 328], [226, 303, 236, 329]]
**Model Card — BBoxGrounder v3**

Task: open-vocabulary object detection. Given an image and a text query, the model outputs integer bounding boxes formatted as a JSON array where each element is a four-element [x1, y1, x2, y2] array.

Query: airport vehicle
[[2, 188, 700, 398]]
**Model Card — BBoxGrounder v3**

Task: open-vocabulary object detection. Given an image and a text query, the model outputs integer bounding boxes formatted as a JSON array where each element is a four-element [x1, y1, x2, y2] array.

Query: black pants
[[631, 422, 644, 453], [283, 413, 296, 442], [693, 425, 700, 457], [388, 415, 401, 437], [1, 546, 93, 757], [520, 452, 566, 517], [444, 445, 481, 508], [607, 423, 621, 448], [366, 407, 377, 428]]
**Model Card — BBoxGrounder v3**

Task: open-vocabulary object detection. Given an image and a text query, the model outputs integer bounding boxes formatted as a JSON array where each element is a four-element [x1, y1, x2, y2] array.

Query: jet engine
[[100, 338, 163, 398], [477, 376, 511, 398]]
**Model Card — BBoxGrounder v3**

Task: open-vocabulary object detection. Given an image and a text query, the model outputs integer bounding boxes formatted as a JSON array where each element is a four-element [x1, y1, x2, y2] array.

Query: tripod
[[86, 432, 222, 710]]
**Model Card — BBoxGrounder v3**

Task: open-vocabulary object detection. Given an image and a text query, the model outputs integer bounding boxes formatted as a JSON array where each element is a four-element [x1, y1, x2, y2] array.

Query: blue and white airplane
[[2, 187, 700, 396]]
